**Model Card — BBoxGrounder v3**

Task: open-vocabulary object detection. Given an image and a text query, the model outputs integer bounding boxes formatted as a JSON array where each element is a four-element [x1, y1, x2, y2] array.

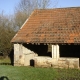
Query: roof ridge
[[34, 6, 80, 11]]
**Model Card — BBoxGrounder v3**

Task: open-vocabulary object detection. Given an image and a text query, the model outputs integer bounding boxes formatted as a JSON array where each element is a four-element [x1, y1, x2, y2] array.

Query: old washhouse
[[11, 7, 80, 68]]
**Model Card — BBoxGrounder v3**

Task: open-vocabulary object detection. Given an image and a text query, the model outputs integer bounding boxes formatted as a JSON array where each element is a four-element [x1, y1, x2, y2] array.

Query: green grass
[[0, 58, 10, 63], [0, 65, 80, 80], [0, 57, 11, 65]]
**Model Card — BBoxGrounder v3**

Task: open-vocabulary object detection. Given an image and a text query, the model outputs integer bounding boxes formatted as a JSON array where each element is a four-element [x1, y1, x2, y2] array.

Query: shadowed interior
[[23, 43, 52, 57], [60, 45, 80, 58]]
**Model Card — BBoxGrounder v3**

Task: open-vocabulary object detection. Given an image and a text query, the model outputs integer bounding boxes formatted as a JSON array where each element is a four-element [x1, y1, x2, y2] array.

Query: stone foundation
[[57, 58, 79, 69], [34, 57, 79, 69], [14, 44, 38, 66], [34, 57, 53, 67]]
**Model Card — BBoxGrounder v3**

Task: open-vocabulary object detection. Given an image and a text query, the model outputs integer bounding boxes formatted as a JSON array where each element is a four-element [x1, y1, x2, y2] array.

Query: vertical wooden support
[[52, 45, 59, 59], [52, 45, 54, 58], [56, 45, 59, 58]]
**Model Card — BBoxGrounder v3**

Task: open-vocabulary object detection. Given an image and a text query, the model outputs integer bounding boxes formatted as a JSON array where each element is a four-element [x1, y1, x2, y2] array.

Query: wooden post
[[52, 45, 54, 58], [52, 45, 59, 59]]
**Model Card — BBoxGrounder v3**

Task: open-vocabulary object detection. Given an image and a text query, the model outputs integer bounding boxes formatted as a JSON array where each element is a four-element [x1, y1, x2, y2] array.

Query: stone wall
[[58, 58, 79, 69], [34, 57, 79, 69], [14, 44, 38, 66], [34, 57, 53, 67], [53, 58, 79, 68]]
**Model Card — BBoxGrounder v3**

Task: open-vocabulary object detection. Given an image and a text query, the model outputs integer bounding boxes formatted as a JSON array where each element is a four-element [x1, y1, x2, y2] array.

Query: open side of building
[[13, 43, 79, 68], [11, 7, 80, 68]]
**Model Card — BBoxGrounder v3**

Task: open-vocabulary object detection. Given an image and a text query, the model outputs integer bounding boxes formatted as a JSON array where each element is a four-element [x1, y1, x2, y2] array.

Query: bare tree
[[15, 0, 50, 14], [14, 0, 57, 29], [14, 11, 28, 30]]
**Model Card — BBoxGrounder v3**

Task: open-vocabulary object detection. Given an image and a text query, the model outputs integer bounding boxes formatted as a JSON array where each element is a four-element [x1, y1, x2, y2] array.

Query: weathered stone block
[[58, 58, 79, 69], [73, 61, 79, 68], [63, 64, 68, 69], [34, 57, 53, 67]]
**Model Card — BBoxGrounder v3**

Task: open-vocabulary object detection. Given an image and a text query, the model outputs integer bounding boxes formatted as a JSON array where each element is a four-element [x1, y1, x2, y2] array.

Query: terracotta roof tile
[[11, 7, 80, 44]]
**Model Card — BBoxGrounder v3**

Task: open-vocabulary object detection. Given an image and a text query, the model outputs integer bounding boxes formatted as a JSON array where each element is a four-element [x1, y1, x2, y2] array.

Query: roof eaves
[[11, 10, 36, 43]]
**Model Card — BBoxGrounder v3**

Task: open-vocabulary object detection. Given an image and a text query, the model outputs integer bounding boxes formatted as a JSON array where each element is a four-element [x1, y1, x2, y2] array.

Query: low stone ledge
[[34, 57, 79, 69], [34, 56, 52, 68], [58, 58, 79, 69]]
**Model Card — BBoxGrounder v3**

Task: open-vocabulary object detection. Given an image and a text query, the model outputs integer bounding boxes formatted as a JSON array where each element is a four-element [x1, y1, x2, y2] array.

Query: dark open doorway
[[60, 45, 80, 58]]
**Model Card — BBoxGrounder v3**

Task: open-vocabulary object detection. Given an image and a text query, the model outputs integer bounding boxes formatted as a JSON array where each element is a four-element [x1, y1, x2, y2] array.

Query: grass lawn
[[0, 58, 11, 65], [0, 65, 80, 80]]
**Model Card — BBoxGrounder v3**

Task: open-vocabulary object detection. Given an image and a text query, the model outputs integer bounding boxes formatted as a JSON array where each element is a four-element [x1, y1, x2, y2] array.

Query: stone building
[[11, 7, 80, 68]]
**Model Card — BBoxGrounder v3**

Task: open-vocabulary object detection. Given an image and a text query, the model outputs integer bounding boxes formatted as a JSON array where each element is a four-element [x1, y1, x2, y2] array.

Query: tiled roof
[[11, 7, 80, 44]]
